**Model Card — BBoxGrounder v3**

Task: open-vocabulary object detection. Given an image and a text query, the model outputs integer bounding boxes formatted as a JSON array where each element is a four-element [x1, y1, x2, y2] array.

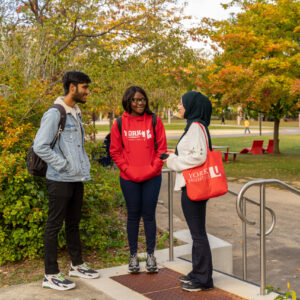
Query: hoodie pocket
[[126, 165, 156, 182]]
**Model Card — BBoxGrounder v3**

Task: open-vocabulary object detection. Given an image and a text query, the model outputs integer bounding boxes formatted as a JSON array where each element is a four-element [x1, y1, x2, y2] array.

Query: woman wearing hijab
[[110, 86, 167, 274], [166, 91, 214, 292]]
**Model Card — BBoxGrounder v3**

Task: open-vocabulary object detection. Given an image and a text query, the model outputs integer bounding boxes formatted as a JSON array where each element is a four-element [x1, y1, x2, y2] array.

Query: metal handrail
[[236, 179, 300, 296], [228, 189, 276, 236], [162, 168, 174, 261]]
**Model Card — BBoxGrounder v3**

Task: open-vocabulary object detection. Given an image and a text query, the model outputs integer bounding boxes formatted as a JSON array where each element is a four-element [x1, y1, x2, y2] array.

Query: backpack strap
[[49, 104, 66, 151], [50, 104, 66, 131], [152, 114, 158, 150], [116, 117, 124, 147], [117, 116, 122, 135]]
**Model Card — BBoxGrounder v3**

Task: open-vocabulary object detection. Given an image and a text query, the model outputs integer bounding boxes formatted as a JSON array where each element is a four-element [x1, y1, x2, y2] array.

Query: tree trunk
[[259, 113, 262, 136], [109, 112, 114, 131], [92, 112, 96, 141], [273, 117, 280, 154]]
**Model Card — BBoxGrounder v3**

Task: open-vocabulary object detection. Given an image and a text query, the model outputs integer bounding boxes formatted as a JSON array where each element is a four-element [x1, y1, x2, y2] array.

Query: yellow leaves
[[0, 118, 33, 151], [290, 79, 300, 97], [294, 26, 300, 33], [264, 43, 281, 53]]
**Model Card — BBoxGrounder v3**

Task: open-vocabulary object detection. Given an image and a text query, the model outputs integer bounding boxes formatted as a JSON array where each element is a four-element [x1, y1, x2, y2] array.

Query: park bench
[[240, 140, 264, 155], [222, 151, 239, 162], [262, 139, 275, 154]]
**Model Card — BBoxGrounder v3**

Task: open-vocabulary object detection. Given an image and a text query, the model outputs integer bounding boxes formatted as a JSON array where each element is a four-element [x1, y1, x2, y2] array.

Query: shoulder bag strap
[[194, 122, 210, 153]]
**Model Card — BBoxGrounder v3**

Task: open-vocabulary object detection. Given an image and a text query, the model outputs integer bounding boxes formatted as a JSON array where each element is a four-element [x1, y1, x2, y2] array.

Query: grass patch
[[95, 125, 110, 132], [95, 119, 299, 132], [167, 135, 300, 183], [95, 123, 242, 132], [209, 120, 299, 128]]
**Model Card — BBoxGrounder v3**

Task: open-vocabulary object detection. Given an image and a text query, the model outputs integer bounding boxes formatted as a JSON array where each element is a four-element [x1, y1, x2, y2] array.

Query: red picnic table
[[212, 145, 238, 162]]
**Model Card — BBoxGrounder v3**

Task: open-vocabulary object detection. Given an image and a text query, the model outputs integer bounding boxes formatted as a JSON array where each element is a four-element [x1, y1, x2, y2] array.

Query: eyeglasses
[[131, 98, 146, 104]]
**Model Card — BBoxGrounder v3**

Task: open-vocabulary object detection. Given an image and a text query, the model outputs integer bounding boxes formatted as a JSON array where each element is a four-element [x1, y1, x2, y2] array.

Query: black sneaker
[[42, 273, 76, 291], [69, 263, 100, 279], [181, 281, 213, 292], [146, 253, 158, 273], [179, 275, 191, 283], [128, 254, 140, 273]]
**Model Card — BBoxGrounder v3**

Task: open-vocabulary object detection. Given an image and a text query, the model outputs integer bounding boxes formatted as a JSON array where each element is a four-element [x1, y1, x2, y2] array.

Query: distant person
[[166, 91, 214, 292], [221, 115, 225, 125], [244, 118, 251, 134], [110, 86, 167, 274], [98, 133, 112, 167], [34, 71, 99, 291]]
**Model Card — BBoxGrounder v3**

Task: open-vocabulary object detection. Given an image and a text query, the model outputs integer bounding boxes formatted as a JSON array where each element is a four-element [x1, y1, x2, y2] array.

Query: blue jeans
[[120, 174, 162, 255]]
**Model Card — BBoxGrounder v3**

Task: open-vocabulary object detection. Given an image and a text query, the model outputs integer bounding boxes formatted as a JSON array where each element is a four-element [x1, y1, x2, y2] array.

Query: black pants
[[44, 180, 84, 274], [181, 187, 214, 288], [120, 175, 162, 255]]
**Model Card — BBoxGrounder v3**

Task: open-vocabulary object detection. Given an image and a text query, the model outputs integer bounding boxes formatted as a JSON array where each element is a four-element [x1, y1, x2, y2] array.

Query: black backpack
[[116, 114, 158, 150], [27, 104, 66, 177]]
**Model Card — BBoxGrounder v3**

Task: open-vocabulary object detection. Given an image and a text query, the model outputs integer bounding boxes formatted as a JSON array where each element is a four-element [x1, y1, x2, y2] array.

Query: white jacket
[[167, 122, 208, 191]]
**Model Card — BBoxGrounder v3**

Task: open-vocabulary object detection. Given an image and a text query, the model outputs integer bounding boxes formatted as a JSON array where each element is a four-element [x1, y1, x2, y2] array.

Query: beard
[[73, 91, 87, 104]]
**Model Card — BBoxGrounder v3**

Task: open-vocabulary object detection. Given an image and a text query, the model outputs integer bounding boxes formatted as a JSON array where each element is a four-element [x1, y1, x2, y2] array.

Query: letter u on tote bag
[[182, 122, 228, 201]]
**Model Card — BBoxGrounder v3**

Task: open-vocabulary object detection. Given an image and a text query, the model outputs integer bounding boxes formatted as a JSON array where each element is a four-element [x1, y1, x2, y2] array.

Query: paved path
[[0, 277, 113, 300]]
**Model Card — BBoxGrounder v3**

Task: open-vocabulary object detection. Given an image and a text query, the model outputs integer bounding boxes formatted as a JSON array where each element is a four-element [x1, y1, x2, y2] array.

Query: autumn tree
[[192, 0, 300, 153], [0, 0, 195, 127]]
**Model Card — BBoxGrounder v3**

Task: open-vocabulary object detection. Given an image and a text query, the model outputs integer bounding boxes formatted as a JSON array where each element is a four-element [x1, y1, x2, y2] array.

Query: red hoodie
[[110, 112, 167, 182]]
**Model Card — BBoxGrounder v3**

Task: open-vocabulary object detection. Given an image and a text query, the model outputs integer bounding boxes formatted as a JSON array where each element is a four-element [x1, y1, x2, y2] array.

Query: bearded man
[[34, 71, 99, 291]]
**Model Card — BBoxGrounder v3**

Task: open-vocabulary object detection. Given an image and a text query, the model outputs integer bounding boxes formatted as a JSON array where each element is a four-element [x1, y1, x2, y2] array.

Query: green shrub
[[0, 141, 126, 265]]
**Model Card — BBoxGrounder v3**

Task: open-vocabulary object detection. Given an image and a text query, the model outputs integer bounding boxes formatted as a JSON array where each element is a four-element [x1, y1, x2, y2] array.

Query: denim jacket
[[33, 98, 91, 182]]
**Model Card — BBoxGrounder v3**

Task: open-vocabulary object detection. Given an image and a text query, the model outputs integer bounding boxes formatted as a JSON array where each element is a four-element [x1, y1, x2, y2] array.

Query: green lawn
[[167, 135, 300, 183], [96, 125, 110, 132], [95, 123, 241, 131], [210, 120, 299, 128], [95, 119, 299, 132], [162, 119, 299, 128]]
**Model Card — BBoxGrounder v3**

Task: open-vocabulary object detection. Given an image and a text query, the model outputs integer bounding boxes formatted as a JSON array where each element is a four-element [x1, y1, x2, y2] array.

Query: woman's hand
[[162, 149, 175, 163]]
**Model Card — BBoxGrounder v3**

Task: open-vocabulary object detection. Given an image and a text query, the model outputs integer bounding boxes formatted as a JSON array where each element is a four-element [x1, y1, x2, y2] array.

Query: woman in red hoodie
[[110, 86, 167, 274]]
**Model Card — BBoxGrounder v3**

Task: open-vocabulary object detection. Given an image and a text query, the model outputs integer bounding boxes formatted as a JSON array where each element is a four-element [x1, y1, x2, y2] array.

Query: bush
[[0, 141, 126, 265], [0, 68, 126, 265]]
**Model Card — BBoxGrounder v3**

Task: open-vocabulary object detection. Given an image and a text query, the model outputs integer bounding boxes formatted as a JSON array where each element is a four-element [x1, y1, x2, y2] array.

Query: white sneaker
[[69, 262, 100, 279], [42, 273, 76, 291]]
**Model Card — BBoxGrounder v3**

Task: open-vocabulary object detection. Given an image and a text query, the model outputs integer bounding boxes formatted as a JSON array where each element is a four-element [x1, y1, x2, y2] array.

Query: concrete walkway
[[0, 278, 113, 300]]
